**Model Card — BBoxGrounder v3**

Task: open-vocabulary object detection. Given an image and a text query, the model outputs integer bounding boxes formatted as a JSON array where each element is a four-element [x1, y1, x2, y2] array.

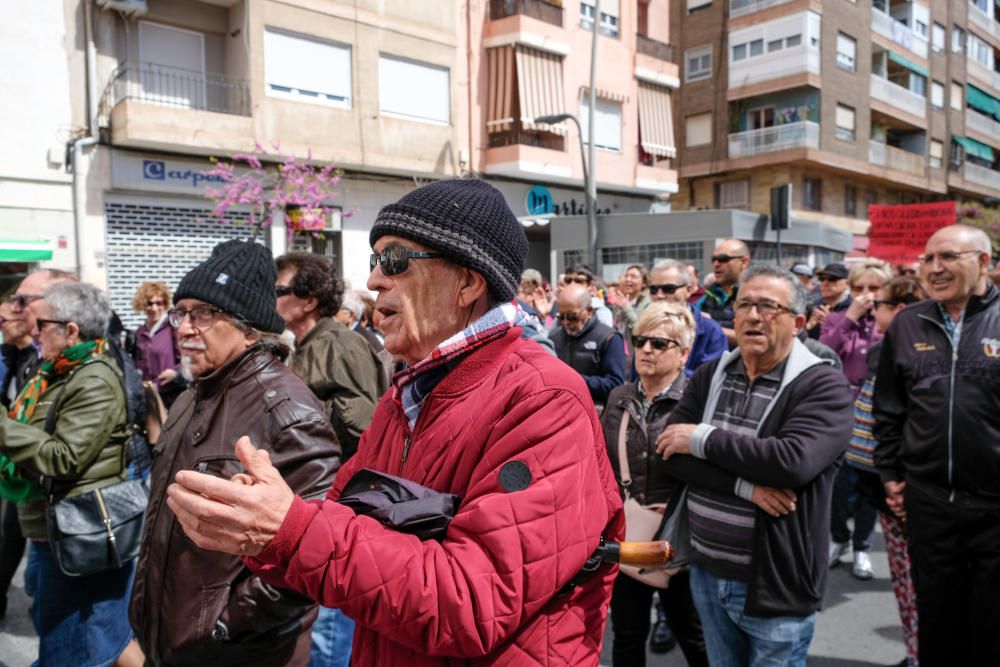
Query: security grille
[[105, 199, 258, 331]]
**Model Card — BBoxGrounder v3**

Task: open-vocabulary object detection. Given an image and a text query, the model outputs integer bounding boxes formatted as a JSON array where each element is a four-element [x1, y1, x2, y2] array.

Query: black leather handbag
[[39, 362, 150, 577], [45, 477, 149, 577]]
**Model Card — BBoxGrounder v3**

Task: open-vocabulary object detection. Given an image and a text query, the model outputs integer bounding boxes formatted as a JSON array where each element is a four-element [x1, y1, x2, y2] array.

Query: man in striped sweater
[[656, 266, 853, 667]]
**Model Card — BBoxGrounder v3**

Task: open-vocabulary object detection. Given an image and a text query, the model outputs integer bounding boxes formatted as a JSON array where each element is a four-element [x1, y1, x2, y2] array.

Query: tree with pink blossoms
[[203, 142, 344, 238]]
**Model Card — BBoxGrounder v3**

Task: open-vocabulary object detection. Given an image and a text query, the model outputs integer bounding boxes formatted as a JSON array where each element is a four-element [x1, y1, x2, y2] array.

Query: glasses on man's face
[[734, 299, 793, 318], [557, 311, 587, 323], [370, 246, 443, 276], [917, 250, 980, 266], [36, 318, 69, 331], [168, 305, 230, 330], [817, 275, 843, 283], [562, 275, 590, 285], [711, 254, 744, 264], [7, 294, 42, 309], [632, 335, 681, 351], [648, 283, 684, 296]]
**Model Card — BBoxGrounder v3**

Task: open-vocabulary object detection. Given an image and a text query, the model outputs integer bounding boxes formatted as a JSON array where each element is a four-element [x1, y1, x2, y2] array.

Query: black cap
[[175, 240, 285, 333]]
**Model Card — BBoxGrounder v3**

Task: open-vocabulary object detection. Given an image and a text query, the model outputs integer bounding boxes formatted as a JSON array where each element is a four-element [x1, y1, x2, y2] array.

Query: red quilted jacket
[[247, 329, 625, 665]]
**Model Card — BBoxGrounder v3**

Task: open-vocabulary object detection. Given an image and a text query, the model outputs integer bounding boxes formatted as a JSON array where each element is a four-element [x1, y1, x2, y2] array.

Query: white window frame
[[685, 45, 712, 82], [685, 112, 712, 147], [836, 33, 856, 71], [931, 22, 945, 52], [835, 104, 856, 142], [951, 82, 963, 110], [931, 81, 944, 109], [929, 139, 943, 168], [264, 28, 352, 108], [580, 96, 623, 152], [718, 179, 749, 209], [952, 26, 965, 53], [378, 54, 450, 125], [580, 0, 620, 37]]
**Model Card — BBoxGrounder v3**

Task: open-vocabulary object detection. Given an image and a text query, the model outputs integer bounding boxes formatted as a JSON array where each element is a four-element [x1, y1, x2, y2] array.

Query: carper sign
[[867, 202, 957, 265]]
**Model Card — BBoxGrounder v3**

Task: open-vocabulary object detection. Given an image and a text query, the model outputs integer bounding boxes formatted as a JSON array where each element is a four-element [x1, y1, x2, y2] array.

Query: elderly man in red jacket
[[165, 179, 625, 666]]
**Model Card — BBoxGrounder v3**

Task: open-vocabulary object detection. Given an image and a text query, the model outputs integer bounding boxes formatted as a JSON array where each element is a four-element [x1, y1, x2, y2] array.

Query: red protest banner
[[868, 202, 956, 265]]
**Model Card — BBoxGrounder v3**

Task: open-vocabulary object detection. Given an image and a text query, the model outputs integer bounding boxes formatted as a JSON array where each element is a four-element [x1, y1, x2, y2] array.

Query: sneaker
[[649, 618, 677, 654], [829, 541, 848, 568], [852, 550, 874, 580]]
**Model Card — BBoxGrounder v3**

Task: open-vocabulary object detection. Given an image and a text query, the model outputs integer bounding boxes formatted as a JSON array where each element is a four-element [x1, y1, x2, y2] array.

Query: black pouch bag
[[337, 468, 460, 541]]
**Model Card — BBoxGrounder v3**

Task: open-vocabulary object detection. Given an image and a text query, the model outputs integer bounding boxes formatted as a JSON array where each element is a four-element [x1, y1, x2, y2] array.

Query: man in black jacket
[[873, 224, 1000, 666], [656, 266, 852, 666]]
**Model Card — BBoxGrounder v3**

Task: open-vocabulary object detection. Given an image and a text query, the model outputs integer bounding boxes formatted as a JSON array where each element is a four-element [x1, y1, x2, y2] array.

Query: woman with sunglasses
[[0, 282, 139, 667], [129, 281, 185, 408], [819, 259, 892, 579], [847, 275, 926, 667], [600, 302, 709, 667]]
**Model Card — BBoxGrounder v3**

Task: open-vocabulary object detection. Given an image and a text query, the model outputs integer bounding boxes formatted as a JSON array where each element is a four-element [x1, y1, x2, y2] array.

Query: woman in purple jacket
[[130, 281, 185, 407], [820, 259, 892, 580]]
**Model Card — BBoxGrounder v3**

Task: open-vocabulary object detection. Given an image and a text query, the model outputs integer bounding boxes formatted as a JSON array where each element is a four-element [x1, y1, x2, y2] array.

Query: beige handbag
[[617, 411, 675, 588]]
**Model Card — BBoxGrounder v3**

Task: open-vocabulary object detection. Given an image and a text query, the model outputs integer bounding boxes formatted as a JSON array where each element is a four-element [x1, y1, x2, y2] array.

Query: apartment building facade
[[669, 0, 1000, 256], [0, 0, 682, 317]]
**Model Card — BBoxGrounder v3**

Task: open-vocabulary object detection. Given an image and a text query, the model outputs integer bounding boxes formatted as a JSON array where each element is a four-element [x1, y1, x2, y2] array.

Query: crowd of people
[[0, 178, 996, 667]]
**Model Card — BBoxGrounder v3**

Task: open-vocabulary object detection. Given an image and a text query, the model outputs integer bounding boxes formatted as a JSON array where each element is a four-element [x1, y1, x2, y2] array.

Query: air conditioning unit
[[96, 0, 148, 18]]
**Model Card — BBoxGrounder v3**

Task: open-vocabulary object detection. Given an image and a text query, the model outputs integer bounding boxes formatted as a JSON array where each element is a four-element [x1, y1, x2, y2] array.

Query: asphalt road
[[1, 526, 906, 667]]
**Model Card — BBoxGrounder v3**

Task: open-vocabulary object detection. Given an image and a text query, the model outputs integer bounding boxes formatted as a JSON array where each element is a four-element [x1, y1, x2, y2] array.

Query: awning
[[888, 51, 928, 78], [637, 82, 676, 158], [967, 83, 1000, 121], [515, 45, 568, 135], [486, 46, 515, 133], [0, 239, 53, 262], [954, 135, 996, 162]]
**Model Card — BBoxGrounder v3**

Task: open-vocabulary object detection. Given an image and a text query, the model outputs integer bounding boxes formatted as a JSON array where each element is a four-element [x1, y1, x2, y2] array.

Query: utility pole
[[587, 0, 600, 272]]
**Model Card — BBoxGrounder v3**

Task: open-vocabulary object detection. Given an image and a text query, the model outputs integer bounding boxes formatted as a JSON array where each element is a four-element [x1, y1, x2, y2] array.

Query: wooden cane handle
[[617, 541, 675, 568]]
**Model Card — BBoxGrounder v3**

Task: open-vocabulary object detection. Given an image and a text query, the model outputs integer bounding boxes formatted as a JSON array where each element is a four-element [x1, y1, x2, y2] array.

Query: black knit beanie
[[174, 240, 285, 333], [369, 179, 528, 302]]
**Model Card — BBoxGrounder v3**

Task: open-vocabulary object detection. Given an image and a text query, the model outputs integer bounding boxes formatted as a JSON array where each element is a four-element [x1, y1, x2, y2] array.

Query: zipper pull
[[401, 436, 412, 465]]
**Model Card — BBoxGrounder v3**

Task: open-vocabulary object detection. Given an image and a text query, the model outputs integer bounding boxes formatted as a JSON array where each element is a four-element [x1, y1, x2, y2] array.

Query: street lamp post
[[535, 112, 598, 271]]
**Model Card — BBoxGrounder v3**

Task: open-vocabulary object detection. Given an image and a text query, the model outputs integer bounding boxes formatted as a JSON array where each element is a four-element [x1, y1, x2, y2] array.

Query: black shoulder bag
[[40, 361, 150, 577]]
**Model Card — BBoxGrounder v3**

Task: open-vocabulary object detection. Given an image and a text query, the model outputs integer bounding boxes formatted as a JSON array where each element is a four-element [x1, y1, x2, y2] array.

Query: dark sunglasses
[[562, 276, 591, 285], [146, 299, 166, 307], [818, 275, 844, 282], [711, 254, 744, 264], [36, 318, 69, 330], [6, 294, 43, 309], [648, 283, 684, 296], [274, 285, 305, 298], [370, 246, 443, 276], [632, 335, 680, 351], [557, 312, 587, 322]]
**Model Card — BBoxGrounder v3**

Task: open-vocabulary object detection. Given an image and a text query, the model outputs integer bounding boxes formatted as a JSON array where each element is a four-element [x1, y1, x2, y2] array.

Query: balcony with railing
[[963, 161, 1000, 192], [869, 141, 927, 177], [728, 121, 819, 158], [636, 34, 674, 62], [870, 75, 926, 119], [100, 62, 253, 151], [967, 58, 1000, 93], [968, 2, 1000, 43], [728, 0, 795, 18], [489, 0, 563, 27], [966, 108, 1000, 143], [870, 10, 928, 58]]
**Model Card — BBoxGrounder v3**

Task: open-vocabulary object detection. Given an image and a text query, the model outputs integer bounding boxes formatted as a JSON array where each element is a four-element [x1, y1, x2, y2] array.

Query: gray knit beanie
[[174, 239, 285, 333], [369, 179, 528, 302]]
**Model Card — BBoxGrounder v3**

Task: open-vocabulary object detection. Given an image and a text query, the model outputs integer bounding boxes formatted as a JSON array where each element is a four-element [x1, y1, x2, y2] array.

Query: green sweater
[[0, 355, 129, 538]]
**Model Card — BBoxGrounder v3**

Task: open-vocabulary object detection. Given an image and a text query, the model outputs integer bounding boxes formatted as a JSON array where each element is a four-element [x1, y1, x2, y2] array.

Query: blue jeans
[[24, 541, 134, 667], [310, 606, 354, 667], [689, 566, 815, 667]]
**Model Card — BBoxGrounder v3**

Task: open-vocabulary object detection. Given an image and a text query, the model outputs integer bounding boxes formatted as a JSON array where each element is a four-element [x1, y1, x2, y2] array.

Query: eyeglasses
[[146, 299, 166, 307], [734, 299, 793, 318], [370, 246, 443, 276], [817, 275, 844, 283], [632, 335, 681, 351], [557, 311, 588, 323], [648, 283, 685, 296], [275, 285, 297, 298], [873, 300, 900, 309], [167, 305, 236, 330], [36, 318, 69, 330], [711, 254, 744, 264], [6, 294, 42, 309], [916, 250, 980, 266], [562, 276, 590, 285]]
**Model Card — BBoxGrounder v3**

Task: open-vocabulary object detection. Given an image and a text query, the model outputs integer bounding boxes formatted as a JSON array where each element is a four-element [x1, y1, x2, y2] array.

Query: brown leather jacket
[[129, 345, 341, 666]]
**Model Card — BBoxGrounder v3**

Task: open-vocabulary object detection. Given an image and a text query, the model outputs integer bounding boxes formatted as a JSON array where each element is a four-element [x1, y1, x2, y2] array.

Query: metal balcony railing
[[636, 34, 674, 62], [868, 141, 926, 177], [870, 75, 926, 119], [729, 0, 794, 18], [964, 161, 1000, 192], [488, 0, 564, 27], [100, 62, 251, 122], [728, 121, 819, 158]]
